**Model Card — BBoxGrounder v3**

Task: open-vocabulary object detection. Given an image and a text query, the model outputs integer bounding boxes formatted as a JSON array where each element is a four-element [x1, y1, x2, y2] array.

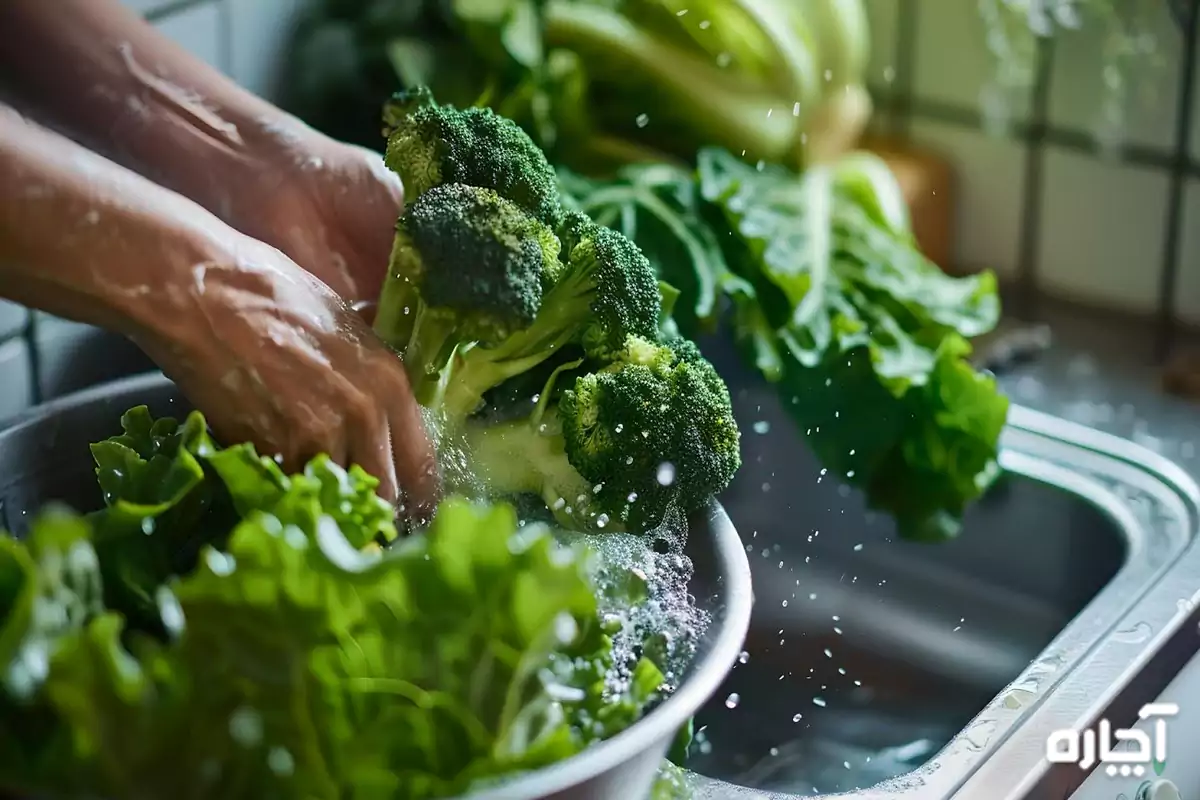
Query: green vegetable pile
[[0, 407, 696, 799], [372, 88, 742, 534], [287, 0, 1011, 540]]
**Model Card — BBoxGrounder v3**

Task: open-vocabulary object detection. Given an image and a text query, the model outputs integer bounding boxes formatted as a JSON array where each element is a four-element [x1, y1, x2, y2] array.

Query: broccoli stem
[[374, 234, 420, 351], [437, 274, 596, 420], [464, 416, 594, 527]]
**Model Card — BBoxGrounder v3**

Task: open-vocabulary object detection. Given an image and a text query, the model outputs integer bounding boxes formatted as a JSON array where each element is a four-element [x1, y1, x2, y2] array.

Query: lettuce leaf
[[0, 411, 667, 799]]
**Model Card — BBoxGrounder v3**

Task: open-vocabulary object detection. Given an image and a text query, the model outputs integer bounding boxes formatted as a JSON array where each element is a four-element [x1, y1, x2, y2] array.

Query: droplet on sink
[[1113, 621, 1153, 643]]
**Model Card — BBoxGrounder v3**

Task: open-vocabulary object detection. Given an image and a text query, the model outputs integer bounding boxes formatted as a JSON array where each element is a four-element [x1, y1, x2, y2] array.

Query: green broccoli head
[[555, 336, 742, 531], [383, 87, 564, 228], [407, 183, 560, 342], [553, 213, 663, 362], [374, 183, 561, 394]]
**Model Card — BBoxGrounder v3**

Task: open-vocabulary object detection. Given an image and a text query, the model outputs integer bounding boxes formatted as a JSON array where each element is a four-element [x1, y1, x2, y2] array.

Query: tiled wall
[[864, 0, 1200, 339], [4, 0, 1200, 421], [0, 0, 309, 422]]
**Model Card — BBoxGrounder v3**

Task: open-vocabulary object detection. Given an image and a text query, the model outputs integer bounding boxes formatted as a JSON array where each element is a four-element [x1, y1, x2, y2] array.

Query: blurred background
[[4, 0, 1200, 422]]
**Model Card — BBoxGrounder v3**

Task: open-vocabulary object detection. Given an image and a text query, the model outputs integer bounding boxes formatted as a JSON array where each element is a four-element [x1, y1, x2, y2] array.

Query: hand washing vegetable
[[284, 5, 1007, 539], [373, 89, 741, 533], [0, 406, 687, 799], [561, 150, 1009, 540]]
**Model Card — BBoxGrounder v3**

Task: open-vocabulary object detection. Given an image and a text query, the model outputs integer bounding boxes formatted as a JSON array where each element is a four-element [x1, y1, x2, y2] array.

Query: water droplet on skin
[[724, 693, 740, 709]]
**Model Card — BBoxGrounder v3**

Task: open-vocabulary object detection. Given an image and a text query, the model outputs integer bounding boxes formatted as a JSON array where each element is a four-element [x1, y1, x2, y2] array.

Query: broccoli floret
[[463, 337, 741, 532], [373, 183, 561, 400], [383, 86, 564, 228], [436, 215, 662, 420]]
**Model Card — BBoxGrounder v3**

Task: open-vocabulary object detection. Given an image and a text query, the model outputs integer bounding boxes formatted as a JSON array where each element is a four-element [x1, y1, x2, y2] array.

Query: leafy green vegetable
[[564, 149, 1009, 539], [282, 0, 871, 171], [0, 409, 676, 799]]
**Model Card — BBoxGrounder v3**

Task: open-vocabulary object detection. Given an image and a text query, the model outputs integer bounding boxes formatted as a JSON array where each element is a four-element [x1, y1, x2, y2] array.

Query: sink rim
[[684, 402, 1200, 799]]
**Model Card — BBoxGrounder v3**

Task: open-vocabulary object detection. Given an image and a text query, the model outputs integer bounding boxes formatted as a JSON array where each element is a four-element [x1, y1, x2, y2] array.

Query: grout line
[[891, 0, 919, 139], [216, 0, 233, 76], [1155, 0, 1200, 361], [144, 0, 212, 23], [1012, 37, 1056, 321], [906, 98, 1179, 172], [24, 314, 41, 407]]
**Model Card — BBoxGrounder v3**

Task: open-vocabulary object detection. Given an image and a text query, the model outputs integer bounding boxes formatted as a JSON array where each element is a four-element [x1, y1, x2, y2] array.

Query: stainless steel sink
[[682, 338, 1200, 800]]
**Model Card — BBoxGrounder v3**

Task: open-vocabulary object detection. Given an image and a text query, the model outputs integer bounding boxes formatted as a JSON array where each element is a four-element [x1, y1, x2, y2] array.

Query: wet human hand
[[134, 233, 438, 516], [222, 129, 403, 307]]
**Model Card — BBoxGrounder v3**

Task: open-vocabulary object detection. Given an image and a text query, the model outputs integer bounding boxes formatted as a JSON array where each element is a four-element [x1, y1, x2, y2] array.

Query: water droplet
[[792, 713, 803, 722], [724, 693, 741, 709], [738, 651, 749, 664], [753, 420, 771, 434], [657, 463, 676, 486], [140, 516, 156, 534], [853, 543, 863, 552], [267, 747, 294, 776], [206, 550, 237, 577], [596, 514, 610, 529], [792, 102, 801, 116], [782, 600, 789, 608], [615, 423, 624, 433], [228, 707, 263, 746], [635, 113, 650, 128], [812, 696, 826, 707]]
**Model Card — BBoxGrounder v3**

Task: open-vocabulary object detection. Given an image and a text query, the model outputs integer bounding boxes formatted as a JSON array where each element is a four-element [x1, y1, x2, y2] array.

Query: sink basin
[[683, 337, 1200, 800]]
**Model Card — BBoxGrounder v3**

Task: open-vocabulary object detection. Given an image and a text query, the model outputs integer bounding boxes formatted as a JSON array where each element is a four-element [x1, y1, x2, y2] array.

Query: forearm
[[0, 105, 229, 341], [0, 0, 312, 225]]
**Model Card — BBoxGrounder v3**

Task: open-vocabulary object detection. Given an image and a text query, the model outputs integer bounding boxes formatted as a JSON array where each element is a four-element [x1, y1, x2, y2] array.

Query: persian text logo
[[1045, 703, 1178, 778]]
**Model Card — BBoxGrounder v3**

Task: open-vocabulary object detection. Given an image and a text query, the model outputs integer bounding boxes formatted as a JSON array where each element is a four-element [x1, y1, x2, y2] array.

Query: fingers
[[383, 368, 441, 520], [347, 406, 400, 505]]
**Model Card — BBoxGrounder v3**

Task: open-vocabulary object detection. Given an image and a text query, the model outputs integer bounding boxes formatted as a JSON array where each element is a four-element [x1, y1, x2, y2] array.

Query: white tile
[[1047, 4, 1180, 153], [152, 0, 223, 70], [909, 119, 1027, 276], [863, 0, 900, 98], [228, 0, 307, 100], [1037, 148, 1168, 313], [0, 301, 27, 340], [1173, 180, 1200, 326], [912, 0, 1033, 124], [0, 339, 33, 422]]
